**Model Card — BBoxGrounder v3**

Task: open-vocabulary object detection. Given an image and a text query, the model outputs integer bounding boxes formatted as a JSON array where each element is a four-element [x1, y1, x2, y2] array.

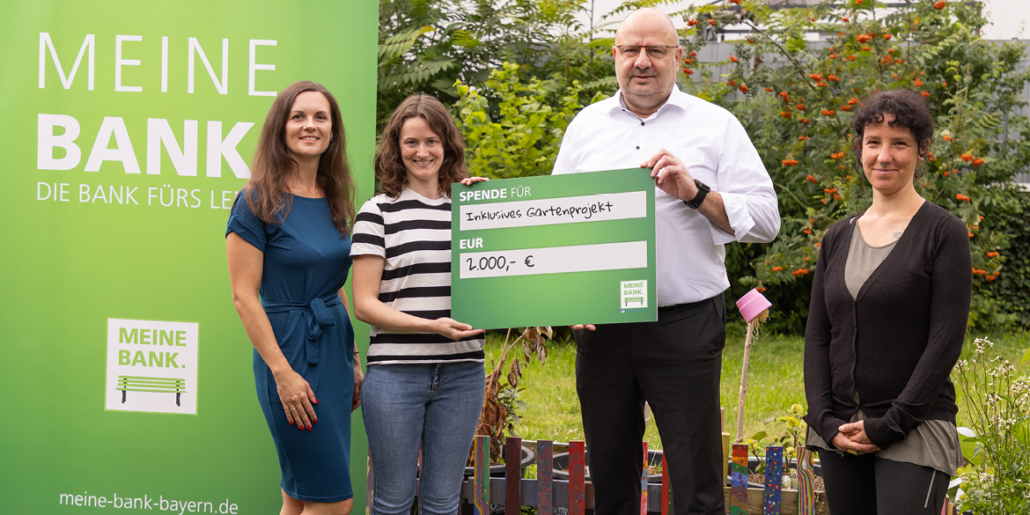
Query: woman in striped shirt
[[351, 93, 486, 515]]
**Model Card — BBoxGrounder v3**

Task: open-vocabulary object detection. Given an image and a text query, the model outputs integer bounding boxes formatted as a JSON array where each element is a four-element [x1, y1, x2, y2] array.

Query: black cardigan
[[803, 201, 971, 449]]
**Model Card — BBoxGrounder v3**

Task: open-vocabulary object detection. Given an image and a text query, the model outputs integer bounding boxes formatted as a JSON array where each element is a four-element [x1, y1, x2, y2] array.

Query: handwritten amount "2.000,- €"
[[458, 242, 648, 280], [464, 253, 537, 274]]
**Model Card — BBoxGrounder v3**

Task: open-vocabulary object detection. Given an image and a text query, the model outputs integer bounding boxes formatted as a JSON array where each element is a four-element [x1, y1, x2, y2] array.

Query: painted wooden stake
[[569, 441, 586, 515], [795, 446, 816, 515], [505, 437, 521, 515], [640, 442, 648, 515], [764, 446, 783, 515], [366, 446, 373, 515], [722, 432, 732, 489], [661, 452, 669, 515], [473, 436, 490, 515], [537, 440, 553, 515], [731, 444, 749, 515]]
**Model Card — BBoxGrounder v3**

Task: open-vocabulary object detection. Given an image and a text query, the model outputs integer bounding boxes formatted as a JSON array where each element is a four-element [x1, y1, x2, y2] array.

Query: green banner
[[451, 169, 658, 329], [0, 1, 377, 512]]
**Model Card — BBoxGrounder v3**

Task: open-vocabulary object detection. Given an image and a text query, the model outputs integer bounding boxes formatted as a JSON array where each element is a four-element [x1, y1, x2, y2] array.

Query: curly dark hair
[[245, 80, 355, 234], [374, 93, 468, 198], [852, 89, 934, 177]]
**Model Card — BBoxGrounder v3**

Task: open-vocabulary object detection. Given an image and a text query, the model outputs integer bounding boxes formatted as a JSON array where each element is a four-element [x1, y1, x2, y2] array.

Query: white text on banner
[[459, 241, 648, 279], [459, 191, 647, 231]]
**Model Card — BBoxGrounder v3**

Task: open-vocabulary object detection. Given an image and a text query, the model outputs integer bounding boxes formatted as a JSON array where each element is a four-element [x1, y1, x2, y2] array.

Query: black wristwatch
[[682, 179, 710, 209]]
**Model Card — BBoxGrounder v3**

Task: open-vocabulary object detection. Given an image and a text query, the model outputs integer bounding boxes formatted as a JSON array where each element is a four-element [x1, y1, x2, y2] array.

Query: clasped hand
[[832, 420, 881, 455]]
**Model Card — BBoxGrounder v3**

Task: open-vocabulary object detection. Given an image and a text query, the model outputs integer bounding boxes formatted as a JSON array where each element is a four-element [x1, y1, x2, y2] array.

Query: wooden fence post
[[537, 440, 553, 515], [731, 443, 748, 515], [473, 436, 490, 515], [505, 437, 522, 515], [763, 446, 782, 515], [569, 441, 586, 515], [640, 442, 648, 515], [661, 452, 669, 515], [366, 446, 373, 515], [796, 446, 816, 515]]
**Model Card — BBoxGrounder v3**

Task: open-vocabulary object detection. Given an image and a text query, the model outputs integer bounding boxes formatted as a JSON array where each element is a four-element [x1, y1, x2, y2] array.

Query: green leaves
[[378, 25, 435, 60], [377, 0, 615, 129], [456, 62, 597, 180], [678, 0, 1030, 333]]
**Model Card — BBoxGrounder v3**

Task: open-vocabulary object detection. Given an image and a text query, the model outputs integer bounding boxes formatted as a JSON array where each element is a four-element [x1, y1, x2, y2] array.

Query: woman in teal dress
[[227, 80, 360, 515]]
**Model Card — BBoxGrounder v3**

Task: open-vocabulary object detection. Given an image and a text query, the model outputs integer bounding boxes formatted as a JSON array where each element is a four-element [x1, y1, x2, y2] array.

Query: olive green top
[[807, 221, 964, 476]]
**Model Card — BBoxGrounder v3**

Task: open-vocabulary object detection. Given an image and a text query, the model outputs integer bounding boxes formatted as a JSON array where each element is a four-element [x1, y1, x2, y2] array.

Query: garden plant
[[676, 0, 1030, 333], [954, 337, 1030, 513]]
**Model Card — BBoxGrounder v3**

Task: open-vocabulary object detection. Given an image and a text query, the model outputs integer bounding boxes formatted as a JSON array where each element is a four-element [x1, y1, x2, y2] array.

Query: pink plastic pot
[[735, 288, 772, 323]]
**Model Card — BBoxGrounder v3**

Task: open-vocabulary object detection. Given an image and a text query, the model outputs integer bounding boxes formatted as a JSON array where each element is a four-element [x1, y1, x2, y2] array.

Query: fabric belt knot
[[262, 293, 341, 365]]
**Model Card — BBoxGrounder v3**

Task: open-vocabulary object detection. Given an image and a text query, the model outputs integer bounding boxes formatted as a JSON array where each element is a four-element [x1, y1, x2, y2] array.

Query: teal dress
[[226, 191, 354, 502]]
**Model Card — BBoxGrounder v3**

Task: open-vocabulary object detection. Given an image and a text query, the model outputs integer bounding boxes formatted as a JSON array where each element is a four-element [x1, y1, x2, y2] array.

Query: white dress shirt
[[552, 86, 780, 306]]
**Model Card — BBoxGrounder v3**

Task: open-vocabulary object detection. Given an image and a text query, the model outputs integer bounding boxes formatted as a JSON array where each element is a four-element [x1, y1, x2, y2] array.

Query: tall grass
[[483, 325, 1030, 449]]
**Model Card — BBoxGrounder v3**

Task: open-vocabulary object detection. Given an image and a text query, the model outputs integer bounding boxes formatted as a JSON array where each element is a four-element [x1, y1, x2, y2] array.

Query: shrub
[[455, 62, 607, 179], [677, 0, 1030, 332]]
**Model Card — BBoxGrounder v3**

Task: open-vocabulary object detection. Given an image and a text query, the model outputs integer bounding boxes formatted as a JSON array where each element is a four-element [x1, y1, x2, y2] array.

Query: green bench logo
[[116, 375, 187, 406], [105, 318, 198, 414], [620, 280, 648, 310]]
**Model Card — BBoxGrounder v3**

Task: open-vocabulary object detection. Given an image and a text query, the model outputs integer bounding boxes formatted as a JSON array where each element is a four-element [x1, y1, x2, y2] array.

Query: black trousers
[[818, 451, 951, 515], [574, 296, 726, 515]]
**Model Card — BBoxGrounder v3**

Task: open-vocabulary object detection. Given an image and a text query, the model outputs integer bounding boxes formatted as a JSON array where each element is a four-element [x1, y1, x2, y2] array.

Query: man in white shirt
[[552, 8, 779, 515]]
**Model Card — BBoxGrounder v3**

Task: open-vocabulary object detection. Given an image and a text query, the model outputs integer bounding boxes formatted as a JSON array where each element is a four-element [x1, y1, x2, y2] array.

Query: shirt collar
[[611, 85, 689, 119]]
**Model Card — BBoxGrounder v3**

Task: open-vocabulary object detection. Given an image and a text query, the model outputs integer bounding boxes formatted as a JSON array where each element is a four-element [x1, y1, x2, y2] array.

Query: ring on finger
[[290, 408, 297, 412]]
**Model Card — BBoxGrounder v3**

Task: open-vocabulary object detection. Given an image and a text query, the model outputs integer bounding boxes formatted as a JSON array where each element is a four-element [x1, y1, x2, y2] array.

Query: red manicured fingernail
[[306, 425, 312, 431], [313, 419, 318, 424], [289, 420, 294, 426], [313, 398, 319, 404]]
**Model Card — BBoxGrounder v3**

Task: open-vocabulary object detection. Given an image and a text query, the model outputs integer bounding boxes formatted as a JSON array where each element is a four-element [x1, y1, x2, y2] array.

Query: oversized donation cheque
[[451, 168, 658, 329]]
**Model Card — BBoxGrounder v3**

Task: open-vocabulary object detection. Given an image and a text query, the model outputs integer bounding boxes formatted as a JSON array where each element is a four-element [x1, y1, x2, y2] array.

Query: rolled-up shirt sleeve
[[711, 118, 780, 245]]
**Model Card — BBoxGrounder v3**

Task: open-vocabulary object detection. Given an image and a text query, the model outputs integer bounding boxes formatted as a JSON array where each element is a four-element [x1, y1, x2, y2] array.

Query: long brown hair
[[245, 80, 355, 234], [374, 93, 468, 198]]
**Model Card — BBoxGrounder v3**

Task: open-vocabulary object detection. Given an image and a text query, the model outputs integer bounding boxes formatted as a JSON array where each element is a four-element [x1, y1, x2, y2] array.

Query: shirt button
[[636, 146, 640, 150], [640, 121, 645, 126]]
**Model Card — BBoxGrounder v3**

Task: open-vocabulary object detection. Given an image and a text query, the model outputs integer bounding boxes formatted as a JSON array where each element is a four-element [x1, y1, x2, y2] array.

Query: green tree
[[676, 0, 1030, 332], [377, 0, 617, 127]]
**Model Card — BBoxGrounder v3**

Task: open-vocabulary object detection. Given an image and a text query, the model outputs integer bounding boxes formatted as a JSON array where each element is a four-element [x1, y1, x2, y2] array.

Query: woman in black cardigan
[[803, 89, 971, 515]]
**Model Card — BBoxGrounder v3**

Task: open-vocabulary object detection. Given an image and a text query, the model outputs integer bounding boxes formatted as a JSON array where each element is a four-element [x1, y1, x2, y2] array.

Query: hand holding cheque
[[569, 151, 732, 333], [644, 148, 733, 236]]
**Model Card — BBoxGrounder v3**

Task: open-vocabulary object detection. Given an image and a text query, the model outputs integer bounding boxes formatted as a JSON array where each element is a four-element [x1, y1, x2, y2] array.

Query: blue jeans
[[362, 361, 485, 515]]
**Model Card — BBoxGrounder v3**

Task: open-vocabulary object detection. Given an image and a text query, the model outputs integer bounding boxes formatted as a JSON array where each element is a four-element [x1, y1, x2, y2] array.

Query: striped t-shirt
[[350, 188, 485, 365]]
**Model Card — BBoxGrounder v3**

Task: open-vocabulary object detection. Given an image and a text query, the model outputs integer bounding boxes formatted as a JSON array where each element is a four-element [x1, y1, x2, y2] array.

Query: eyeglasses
[[616, 45, 679, 60]]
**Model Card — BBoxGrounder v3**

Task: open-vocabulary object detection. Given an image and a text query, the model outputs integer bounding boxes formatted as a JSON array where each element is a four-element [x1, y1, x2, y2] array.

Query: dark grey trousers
[[818, 451, 951, 515], [574, 295, 727, 515]]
